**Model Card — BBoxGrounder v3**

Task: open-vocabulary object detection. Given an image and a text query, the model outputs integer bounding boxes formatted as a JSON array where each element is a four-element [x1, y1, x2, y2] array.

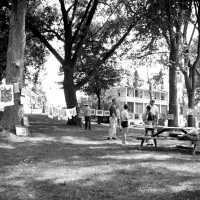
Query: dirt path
[[0, 114, 200, 200]]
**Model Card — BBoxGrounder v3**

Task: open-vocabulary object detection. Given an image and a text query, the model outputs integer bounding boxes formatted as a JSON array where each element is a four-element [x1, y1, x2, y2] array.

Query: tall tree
[[137, 0, 200, 127], [127, 0, 191, 126], [83, 62, 121, 110], [143, 0, 186, 126], [0, 1, 48, 84], [27, 0, 141, 113], [0, 1, 10, 81], [0, 0, 27, 131], [180, 1, 200, 126], [83, 61, 121, 124]]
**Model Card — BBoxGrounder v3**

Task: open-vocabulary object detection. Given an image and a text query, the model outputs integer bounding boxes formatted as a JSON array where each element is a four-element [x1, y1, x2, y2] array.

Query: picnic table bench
[[135, 126, 200, 154]]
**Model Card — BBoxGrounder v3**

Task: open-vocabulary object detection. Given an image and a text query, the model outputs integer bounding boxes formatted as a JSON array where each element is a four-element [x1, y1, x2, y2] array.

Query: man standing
[[107, 99, 117, 140], [149, 99, 159, 125], [84, 104, 91, 130]]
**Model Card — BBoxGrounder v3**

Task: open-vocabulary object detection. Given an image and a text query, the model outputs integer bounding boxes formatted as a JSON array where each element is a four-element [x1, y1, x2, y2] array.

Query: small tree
[[83, 62, 121, 111]]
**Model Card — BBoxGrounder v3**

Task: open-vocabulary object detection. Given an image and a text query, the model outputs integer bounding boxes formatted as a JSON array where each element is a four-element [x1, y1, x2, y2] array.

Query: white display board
[[90, 109, 96, 116], [96, 110, 104, 116], [0, 84, 14, 107], [104, 110, 110, 116]]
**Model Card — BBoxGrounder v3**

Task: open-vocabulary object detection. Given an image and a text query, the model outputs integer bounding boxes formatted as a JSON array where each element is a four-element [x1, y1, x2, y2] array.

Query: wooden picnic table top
[[143, 126, 199, 137], [155, 126, 197, 130]]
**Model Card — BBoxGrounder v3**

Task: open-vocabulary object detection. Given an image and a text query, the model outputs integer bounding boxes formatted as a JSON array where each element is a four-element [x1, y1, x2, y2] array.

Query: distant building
[[22, 87, 46, 114], [105, 86, 168, 122]]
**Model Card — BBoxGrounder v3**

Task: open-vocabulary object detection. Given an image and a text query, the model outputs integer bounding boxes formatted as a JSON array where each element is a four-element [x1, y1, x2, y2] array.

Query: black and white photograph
[[0, 0, 200, 199]]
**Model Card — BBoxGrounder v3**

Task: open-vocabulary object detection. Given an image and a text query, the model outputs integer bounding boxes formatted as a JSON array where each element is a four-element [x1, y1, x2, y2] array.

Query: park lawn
[[0, 115, 200, 200]]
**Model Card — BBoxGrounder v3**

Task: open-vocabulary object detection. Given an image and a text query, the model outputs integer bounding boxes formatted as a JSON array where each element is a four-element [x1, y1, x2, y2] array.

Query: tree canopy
[[27, 0, 144, 109], [0, 0, 49, 84]]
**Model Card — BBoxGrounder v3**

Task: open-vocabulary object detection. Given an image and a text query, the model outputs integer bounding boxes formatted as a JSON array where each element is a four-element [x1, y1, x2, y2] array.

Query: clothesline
[[47, 106, 77, 120]]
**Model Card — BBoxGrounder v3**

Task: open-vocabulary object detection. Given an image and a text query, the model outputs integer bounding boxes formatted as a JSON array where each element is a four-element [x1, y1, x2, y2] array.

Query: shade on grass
[[0, 114, 200, 200]]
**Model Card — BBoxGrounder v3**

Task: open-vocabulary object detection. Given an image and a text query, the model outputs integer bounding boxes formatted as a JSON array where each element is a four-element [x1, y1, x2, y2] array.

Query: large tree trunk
[[183, 63, 196, 127], [63, 67, 79, 125], [187, 90, 195, 127], [148, 80, 153, 101], [0, 0, 26, 132], [97, 92, 101, 124], [63, 68, 77, 108], [168, 48, 178, 127]]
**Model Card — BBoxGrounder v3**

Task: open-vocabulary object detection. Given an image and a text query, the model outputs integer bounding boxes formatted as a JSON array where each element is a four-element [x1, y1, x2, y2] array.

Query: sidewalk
[[0, 114, 200, 200]]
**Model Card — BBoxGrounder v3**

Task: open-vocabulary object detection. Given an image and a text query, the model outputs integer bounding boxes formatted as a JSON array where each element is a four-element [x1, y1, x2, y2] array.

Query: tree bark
[[97, 92, 101, 124], [63, 66, 79, 125], [168, 47, 178, 127], [187, 90, 195, 127], [63, 66, 77, 108], [0, 0, 26, 132]]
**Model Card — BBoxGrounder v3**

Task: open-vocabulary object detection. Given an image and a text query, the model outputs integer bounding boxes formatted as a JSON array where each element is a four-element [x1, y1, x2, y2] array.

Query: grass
[[0, 114, 200, 200]]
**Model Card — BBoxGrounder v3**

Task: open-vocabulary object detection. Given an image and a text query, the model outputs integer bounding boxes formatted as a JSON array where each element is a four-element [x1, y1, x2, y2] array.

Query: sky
[[41, 55, 65, 107], [41, 55, 85, 107]]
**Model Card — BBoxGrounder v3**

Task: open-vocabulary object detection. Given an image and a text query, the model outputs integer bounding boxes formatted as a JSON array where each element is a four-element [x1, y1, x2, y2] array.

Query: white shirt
[[121, 110, 129, 121], [150, 105, 159, 116]]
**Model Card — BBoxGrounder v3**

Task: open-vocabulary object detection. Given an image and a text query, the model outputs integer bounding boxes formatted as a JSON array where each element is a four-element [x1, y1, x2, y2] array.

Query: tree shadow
[[1, 114, 200, 199]]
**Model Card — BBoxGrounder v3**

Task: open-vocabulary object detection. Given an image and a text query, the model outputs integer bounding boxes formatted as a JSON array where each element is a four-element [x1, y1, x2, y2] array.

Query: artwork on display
[[96, 110, 104, 116], [104, 110, 110, 116], [90, 109, 95, 116], [0, 84, 14, 107]]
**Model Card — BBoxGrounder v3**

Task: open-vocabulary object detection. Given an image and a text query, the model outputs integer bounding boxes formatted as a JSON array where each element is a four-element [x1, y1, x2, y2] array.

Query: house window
[[155, 92, 160, 100], [139, 90, 143, 98], [127, 88, 134, 97], [127, 102, 134, 113], [135, 89, 139, 97], [155, 104, 160, 113], [135, 89, 143, 98], [135, 113, 139, 119], [161, 93, 166, 100], [143, 90, 150, 99], [161, 105, 167, 114], [135, 102, 143, 114]]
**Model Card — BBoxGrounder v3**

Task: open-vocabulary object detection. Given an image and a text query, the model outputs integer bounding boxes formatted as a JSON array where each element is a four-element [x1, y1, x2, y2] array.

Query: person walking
[[84, 104, 91, 130], [120, 104, 129, 145], [142, 105, 156, 145], [107, 99, 117, 140]]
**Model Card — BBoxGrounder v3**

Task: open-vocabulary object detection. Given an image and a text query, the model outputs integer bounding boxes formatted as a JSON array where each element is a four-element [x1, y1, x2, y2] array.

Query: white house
[[105, 86, 168, 123]]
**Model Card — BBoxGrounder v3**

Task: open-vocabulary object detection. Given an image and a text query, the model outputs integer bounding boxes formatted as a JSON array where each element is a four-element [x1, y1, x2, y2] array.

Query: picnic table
[[136, 126, 200, 154]]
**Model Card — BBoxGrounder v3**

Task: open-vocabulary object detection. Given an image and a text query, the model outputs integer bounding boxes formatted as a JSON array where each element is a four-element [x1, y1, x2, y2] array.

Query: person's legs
[[107, 117, 112, 139], [122, 127, 127, 144], [85, 116, 89, 130], [145, 128, 148, 136], [112, 120, 117, 139], [85, 117, 87, 129], [88, 117, 91, 130], [112, 129, 117, 139], [125, 127, 128, 143]]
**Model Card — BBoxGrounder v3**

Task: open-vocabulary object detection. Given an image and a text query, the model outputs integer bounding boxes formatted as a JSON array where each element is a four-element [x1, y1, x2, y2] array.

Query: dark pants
[[85, 116, 91, 130]]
